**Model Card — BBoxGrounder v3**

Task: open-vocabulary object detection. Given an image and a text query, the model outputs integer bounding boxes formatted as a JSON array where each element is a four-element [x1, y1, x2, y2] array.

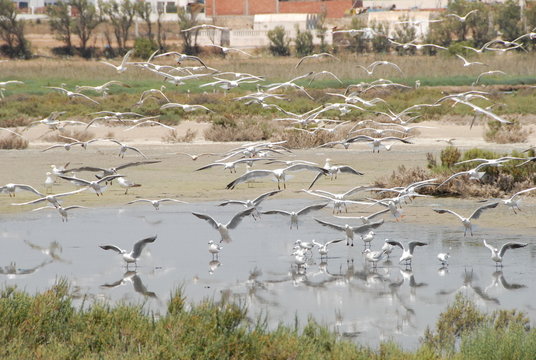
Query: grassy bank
[[0, 281, 534, 359]]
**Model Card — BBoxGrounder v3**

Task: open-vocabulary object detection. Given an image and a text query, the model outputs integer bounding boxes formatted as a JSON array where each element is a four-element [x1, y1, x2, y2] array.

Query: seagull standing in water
[[312, 239, 344, 259], [385, 240, 428, 267], [433, 202, 499, 236], [192, 208, 256, 243], [208, 240, 223, 259], [483, 240, 528, 267], [100, 235, 157, 268]]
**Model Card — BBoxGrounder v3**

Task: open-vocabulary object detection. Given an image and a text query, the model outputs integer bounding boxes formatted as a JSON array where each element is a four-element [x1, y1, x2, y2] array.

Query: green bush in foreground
[[1, 282, 535, 359]]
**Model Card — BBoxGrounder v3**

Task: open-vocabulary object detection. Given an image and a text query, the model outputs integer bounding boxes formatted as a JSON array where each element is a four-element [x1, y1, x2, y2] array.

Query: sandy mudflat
[[1, 118, 536, 232]]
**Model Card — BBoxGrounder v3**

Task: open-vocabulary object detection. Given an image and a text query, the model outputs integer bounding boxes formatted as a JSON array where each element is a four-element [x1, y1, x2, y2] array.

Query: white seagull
[[100, 235, 157, 268], [314, 218, 384, 246], [12, 188, 87, 208], [127, 198, 188, 210], [312, 238, 344, 259], [433, 202, 499, 236], [58, 174, 123, 196], [501, 187, 536, 214], [483, 240, 528, 267], [295, 53, 339, 68], [192, 208, 255, 243], [208, 240, 223, 259], [226, 164, 329, 190], [32, 205, 87, 222], [218, 190, 282, 219], [0, 183, 43, 197], [261, 203, 328, 229], [385, 240, 428, 267], [100, 49, 134, 73]]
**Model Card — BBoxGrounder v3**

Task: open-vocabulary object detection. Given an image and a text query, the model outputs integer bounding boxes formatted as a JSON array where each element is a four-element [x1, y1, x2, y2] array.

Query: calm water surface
[[0, 198, 534, 349]]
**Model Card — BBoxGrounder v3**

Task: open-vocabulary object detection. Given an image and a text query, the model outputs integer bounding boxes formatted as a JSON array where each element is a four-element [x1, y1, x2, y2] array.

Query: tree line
[[0, 0, 535, 60]]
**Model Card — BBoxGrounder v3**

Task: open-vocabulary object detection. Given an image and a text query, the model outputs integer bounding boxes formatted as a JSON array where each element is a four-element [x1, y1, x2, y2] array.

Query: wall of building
[[206, 0, 354, 18]]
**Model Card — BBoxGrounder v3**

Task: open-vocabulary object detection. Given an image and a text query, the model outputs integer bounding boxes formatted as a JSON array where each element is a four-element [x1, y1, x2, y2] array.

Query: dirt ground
[[2, 117, 535, 235]]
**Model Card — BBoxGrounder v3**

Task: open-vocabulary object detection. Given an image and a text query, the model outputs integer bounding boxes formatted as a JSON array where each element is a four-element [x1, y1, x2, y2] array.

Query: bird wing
[[433, 209, 464, 221], [499, 242, 528, 258], [297, 203, 328, 215], [408, 241, 428, 254], [307, 171, 325, 190], [366, 208, 391, 220], [325, 239, 345, 246], [352, 219, 384, 234], [195, 162, 225, 171], [227, 207, 256, 229], [58, 175, 91, 186], [96, 175, 124, 185], [314, 218, 344, 231], [470, 202, 499, 220], [260, 209, 291, 216], [131, 235, 157, 258], [336, 166, 364, 176], [511, 186, 536, 199], [115, 160, 161, 171], [385, 239, 404, 250], [125, 146, 148, 159], [285, 164, 329, 174], [127, 199, 151, 205], [226, 170, 275, 190], [121, 49, 135, 67], [252, 190, 283, 205], [192, 212, 219, 229], [99, 245, 123, 253], [13, 184, 44, 196]]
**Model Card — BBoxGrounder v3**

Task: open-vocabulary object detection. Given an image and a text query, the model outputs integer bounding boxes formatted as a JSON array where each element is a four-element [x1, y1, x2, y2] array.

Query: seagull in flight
[[154, 51, 207, 67], [261, 203, 328, 229], [100, 235, 157, 268], [218, 190, 282, 219], [295, 53, 339, 68], [32, 205, 87, 222], [196, 158, 270, 173], [433, 202, 499, 236], [102, 139, 148, 159], [11, 188, 86, 208], [100, 49, 134, 73], [1, 183, 43, 197], [207, 44, 253, 57], [58, 174, 124, 196], [127, 198, 188, 210], [446, 9, 478, 22], [500, 187, 536, 214], [226, 164, 329, 190], [455, 54, 487, 67], [181, 24, 229, 32], [192, 208, 255, 243], [314, 218, 384, 246], [45, 86, 99, 104], [357, 60, 403, 75], [483, 239, 528, 267]]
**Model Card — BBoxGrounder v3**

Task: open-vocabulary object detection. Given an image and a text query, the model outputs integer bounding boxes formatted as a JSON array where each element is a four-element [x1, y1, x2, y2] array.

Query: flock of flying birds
[[1, 21, 536, 285]]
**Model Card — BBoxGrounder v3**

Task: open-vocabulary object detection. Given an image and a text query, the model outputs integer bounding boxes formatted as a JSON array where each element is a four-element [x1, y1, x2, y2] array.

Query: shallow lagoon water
[[0, 198, 534, 349]]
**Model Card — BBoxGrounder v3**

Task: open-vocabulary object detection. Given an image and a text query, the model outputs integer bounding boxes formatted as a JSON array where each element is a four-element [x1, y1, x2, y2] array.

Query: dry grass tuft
[[0, 134, 29, 149], [484, 119, 531, 144], [276, 128, 340, 149], [204, 115, 277, 142], [162, 128, 197, 143]]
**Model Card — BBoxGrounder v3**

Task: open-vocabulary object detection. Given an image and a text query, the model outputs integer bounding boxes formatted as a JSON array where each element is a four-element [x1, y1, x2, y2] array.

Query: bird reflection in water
[[102, 270, 157, 298]]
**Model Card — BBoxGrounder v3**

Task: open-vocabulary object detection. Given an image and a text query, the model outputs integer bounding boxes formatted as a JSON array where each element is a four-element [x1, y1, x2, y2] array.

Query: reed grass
[[1, 282, 534, 359]]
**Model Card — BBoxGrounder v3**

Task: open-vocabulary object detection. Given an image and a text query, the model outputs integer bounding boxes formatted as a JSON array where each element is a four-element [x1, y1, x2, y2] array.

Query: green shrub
[[294, 26, 313, 57], [133, 37, 158, 60], [268, 26, 290, 56]]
